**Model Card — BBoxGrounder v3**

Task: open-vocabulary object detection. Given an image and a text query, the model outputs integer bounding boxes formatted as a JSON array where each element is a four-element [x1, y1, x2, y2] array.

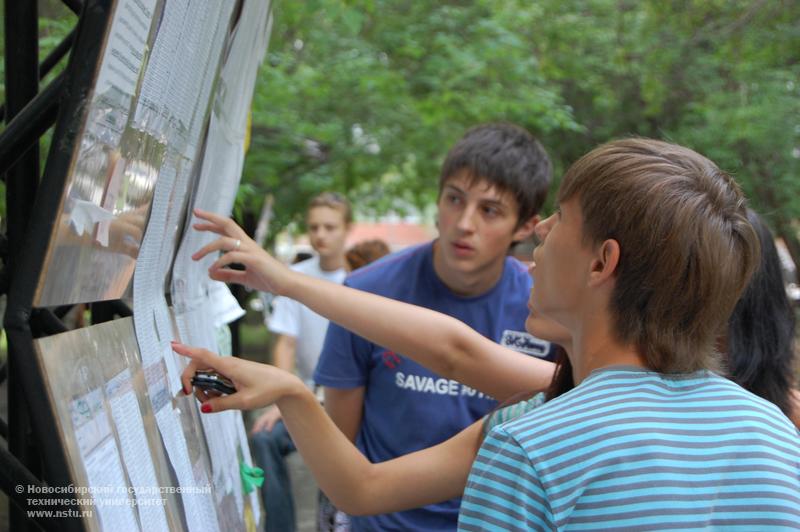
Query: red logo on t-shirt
[[381, 350, 402, 369]]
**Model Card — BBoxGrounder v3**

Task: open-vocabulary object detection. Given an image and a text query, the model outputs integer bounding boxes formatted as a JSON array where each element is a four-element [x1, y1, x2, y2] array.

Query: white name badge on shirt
[[500, 330, 551, 358]]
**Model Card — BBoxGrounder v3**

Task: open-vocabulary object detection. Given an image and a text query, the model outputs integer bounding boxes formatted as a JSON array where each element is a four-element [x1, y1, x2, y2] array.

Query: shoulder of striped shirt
[[499, 370, 796, 437]]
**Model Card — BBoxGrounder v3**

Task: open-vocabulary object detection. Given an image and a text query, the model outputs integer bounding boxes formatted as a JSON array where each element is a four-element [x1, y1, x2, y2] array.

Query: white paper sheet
[[84, 438, 142, 531], [106, 369, 170, 531], [134, 0, 186, 136], [95, 0, 156, 100], [155, 404, 220, 532], [131, 0, 233, 399], [166, 1, 271, 523], [72, 389, 141, 531], [133, 152, 184, 394]]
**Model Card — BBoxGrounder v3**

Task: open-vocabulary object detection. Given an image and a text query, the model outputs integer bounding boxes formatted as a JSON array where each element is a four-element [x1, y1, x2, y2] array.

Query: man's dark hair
[[439, 123, 552, 225]]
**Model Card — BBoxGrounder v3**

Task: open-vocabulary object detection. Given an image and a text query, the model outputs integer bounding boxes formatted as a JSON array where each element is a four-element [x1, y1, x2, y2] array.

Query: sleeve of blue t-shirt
[[313, 313, 372, 388]]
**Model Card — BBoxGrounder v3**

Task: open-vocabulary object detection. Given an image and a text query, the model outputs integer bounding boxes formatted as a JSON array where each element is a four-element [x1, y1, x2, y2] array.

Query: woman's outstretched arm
[[174, 343, 482, 514], [191, 208, 554, 400]]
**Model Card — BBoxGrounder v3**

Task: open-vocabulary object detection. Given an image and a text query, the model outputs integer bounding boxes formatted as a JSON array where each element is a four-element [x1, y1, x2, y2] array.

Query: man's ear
[[512, 214, 540, 242], [588, 239, 620, 286]]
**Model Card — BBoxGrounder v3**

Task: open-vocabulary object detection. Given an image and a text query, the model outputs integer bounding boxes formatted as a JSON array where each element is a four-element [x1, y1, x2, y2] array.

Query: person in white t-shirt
[[250, 192, 351, 532]]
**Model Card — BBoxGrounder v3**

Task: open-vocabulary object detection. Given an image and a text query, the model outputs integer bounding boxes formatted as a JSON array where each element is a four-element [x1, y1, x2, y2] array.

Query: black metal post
[[0, 448, 61, 531], [89, 300, 133, 325], [61, 0, 84, 16], [4, 1, 42, 531], [0, 73, 64, 178], [0, 28, 75, 123], [30, 309, 69, 337], [3, 1, 110, 530], [40, 28, 77, 78]]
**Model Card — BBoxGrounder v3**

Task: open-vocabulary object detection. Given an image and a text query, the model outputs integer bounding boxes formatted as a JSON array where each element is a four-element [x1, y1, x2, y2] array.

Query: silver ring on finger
[[234, 239, 241, 250]]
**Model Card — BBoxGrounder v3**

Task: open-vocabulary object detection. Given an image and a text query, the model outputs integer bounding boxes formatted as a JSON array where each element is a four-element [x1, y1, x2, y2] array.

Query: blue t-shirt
[[459, 366, 800, 531], [314, 241, 554, 531]]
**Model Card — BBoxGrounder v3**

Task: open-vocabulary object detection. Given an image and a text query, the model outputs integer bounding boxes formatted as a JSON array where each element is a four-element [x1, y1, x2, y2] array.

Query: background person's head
[[307, 192, 352, 268], [433, 123, 552, 292], [439, 123, 552, 227], [345, 239, 391, 271], [551, 138, 759, 374], [726, 208, 797, 418]]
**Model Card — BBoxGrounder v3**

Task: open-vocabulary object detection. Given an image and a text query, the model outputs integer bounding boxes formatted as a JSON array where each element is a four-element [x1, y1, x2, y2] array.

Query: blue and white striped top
[[459, 366, 800, 531]]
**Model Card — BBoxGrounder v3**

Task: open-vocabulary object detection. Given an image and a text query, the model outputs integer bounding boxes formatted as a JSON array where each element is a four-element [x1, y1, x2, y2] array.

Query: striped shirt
[[483, 393, 546, 435], [459, 366, 800, 531]]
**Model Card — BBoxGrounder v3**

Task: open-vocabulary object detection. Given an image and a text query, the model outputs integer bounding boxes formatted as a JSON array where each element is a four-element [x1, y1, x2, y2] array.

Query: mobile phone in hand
[[191, 369, 237, 395]]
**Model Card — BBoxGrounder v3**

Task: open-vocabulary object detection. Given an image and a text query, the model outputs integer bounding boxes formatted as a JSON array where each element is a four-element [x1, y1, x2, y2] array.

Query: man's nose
[[456, 205, 478, 232]]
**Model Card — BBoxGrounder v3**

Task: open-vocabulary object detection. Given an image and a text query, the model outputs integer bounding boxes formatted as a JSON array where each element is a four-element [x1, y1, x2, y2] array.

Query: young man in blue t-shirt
[[313, 123, 555, 531]]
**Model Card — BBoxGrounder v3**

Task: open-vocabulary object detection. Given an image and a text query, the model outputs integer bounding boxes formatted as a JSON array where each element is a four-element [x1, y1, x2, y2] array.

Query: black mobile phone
[[191, 370, 237, 395]]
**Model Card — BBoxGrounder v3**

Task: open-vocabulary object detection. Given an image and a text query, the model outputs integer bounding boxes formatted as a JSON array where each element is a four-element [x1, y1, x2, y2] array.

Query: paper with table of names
[[94, 0, 156, 132], [72, 388, 140, 530], [83, 0, 157, 250], [168, 2, 271, 524], [105, 368, 170, 531], [155, 403, 220, 532], [129, 2, 240, 530]]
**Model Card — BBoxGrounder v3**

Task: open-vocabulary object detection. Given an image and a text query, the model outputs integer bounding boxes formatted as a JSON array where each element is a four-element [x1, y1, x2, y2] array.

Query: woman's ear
[[588, 239, 620, 286]]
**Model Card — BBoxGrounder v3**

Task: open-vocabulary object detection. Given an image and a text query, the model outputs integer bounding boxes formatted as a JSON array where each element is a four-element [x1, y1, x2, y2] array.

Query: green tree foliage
[[11, 2, 799, 271], [241, 0, 580, 236], [244, 0, 799, 274]]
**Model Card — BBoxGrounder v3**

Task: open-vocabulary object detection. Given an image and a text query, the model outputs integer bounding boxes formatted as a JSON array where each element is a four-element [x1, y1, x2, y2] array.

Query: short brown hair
[[308, 192, 353, 225], [346, 239, 391, 271], [558, 138, 759, 373]]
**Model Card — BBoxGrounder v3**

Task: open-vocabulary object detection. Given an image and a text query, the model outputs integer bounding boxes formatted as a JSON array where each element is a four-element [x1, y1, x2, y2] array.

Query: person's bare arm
[[284, 393, 481, 514], [324, 387, 364, 442], [176, 343, 483, 514], [192, 208, 555, 401], [272, 334, 297, 372], [251, 334, 297, 434]]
